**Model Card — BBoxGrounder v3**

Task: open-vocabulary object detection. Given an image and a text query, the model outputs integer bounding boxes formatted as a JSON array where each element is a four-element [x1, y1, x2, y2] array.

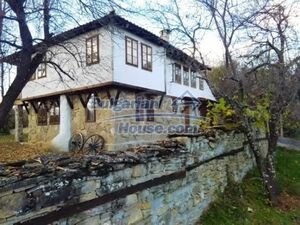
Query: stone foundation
[[0, 132, 266, 225]]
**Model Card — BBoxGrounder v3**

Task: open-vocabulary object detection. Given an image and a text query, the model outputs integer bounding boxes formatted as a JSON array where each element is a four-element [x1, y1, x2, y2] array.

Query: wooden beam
[[158, 94, 164, 108], [66, 95, 73, 109], [22, 101, 29, 114], [78, 94, 86, 108], [114, 89, 121, 106], [29, 101, 38, 114]]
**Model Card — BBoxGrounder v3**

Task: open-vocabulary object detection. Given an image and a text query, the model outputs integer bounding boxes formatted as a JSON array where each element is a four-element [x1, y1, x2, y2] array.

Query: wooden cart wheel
[[83, 134, 105, 154], [69, 133, 84, 152]]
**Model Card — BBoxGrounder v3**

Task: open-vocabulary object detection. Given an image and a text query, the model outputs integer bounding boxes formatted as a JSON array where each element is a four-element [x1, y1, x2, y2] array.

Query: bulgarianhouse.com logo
[[87, 90, 206, 135]]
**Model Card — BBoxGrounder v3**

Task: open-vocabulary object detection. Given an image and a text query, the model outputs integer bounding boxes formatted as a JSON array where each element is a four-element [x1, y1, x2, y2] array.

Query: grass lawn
[[199, 148, 300, 225], [0, 134, 52, 163]]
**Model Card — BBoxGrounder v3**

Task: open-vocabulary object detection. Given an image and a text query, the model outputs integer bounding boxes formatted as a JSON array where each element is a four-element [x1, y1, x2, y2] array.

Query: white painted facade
[[21, 24, 215, 101], [165, 58, 215, 100], [112, 28, 165, 92], [21, 27, 113, 99]]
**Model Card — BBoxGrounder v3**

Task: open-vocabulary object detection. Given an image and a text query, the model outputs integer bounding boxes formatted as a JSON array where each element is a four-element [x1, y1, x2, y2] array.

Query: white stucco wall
[[21, 24, 215, 101], [112, 28, 165, 92], [165, 58, 215, 101], [21, 27, 113, 99]]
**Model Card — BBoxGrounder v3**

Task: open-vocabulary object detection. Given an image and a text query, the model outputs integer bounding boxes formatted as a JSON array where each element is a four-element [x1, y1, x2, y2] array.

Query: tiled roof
[[4, 12, 209, 70]]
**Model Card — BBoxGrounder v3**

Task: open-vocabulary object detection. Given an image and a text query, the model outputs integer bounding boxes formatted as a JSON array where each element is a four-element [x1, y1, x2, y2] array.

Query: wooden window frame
[[37, 63, 47, 79], [37, 103, 48, 126], [135, 95, 155, 122], [141, 43, 152, 71], [86, 94, 96, 122], [125, 36, 138, 67], [199, 78, 204, 90], [173, 63, 182, 84], [49, 101, 60, 125], [190, 70, 197, 88], [86, 35, 100, 66], [183, 66, 189, 86]]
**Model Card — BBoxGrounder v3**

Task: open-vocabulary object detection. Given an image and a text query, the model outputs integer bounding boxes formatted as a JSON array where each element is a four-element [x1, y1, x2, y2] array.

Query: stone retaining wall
[[0, 132, 266, 225]]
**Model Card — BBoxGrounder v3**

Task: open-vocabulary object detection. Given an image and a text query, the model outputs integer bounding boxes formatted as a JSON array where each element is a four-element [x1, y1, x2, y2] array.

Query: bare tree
[[199, 0, 300, 205], [146, 0, 299, 206], [0, 0, 121, 126]]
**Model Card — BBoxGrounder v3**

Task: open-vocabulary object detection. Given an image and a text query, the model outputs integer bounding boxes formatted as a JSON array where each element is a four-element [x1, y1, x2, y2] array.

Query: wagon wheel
[[69, 133, 84, 152], [83, 134, 105, 154]]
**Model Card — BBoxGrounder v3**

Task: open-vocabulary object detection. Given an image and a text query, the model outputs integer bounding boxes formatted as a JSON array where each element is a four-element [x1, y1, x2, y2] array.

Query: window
[[125, 37, 138, 66], [86, 94, 96, 122], [37, 63, 46, 79], [141, 43, 152, 71], [190, 70, 197, 88], [136, 95, 155, 122], [173, 63, 181, 84], [183, 67, 189, 86], [199, 78, 204, 90], [86, 36, 99, 65], [49, 101, 60, 125], [37, 104, 47, 126]]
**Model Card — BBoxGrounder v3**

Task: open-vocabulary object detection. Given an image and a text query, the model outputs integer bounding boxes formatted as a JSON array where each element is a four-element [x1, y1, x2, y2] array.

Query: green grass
[[200, 148, 300, 225]]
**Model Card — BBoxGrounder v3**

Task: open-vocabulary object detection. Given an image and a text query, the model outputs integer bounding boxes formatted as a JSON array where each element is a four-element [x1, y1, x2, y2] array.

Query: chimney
[[160, 29, 171, 42]]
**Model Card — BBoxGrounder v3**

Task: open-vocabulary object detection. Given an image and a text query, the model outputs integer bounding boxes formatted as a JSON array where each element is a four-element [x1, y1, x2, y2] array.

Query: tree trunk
[[245, 125, 280, 206], [0, 55, 42, 127], [0, 0, 44, 127]]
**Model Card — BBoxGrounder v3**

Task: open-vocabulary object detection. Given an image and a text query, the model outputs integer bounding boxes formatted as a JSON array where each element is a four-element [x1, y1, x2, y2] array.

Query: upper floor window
[[190, 70, 197, 88], [173, 63, 181, 84], [199, 78, 204, 90], [125, 36, 138, 66], [86, 36, 99, 65], [183, 67, 189, 86], [141, 43, 152, 71], [37, 63, 46, 79]]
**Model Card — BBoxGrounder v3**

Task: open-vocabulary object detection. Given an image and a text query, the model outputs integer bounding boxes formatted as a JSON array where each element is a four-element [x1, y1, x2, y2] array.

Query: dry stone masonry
[[0, 132, 267, 225]]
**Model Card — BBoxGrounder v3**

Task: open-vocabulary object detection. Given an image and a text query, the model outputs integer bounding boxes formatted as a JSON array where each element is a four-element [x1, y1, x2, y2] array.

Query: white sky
[[1, 0, 300, 98]]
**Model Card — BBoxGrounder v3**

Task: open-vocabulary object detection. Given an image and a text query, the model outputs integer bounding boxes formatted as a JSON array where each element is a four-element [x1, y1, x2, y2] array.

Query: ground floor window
[[86, 94, 96, 122], [37, 104, 47, 126], [49, 101, 60, 125], [135, 95, 155, 122]]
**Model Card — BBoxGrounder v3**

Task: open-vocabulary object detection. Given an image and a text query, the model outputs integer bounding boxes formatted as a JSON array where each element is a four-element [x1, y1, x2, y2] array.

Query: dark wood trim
[[114, 89, 121, 106], [29, 101, 38, 114], [86, 35, 100, 66], [141, 43, 153, 71], [183, 66, 190, 86], [125, 36, 138, 67], [158, 94, 164, 108], [66, 95, 74, 109], [22, 101, 30, 114], [78, 93, 91, 108]]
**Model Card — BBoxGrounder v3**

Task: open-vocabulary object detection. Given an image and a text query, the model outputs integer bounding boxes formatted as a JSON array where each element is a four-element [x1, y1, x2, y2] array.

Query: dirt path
[[278, 137, 300, 151]]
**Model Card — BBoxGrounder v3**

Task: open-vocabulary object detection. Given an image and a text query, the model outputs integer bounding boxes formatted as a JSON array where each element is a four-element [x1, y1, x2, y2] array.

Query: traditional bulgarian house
[[12, 12, 215, 151]]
